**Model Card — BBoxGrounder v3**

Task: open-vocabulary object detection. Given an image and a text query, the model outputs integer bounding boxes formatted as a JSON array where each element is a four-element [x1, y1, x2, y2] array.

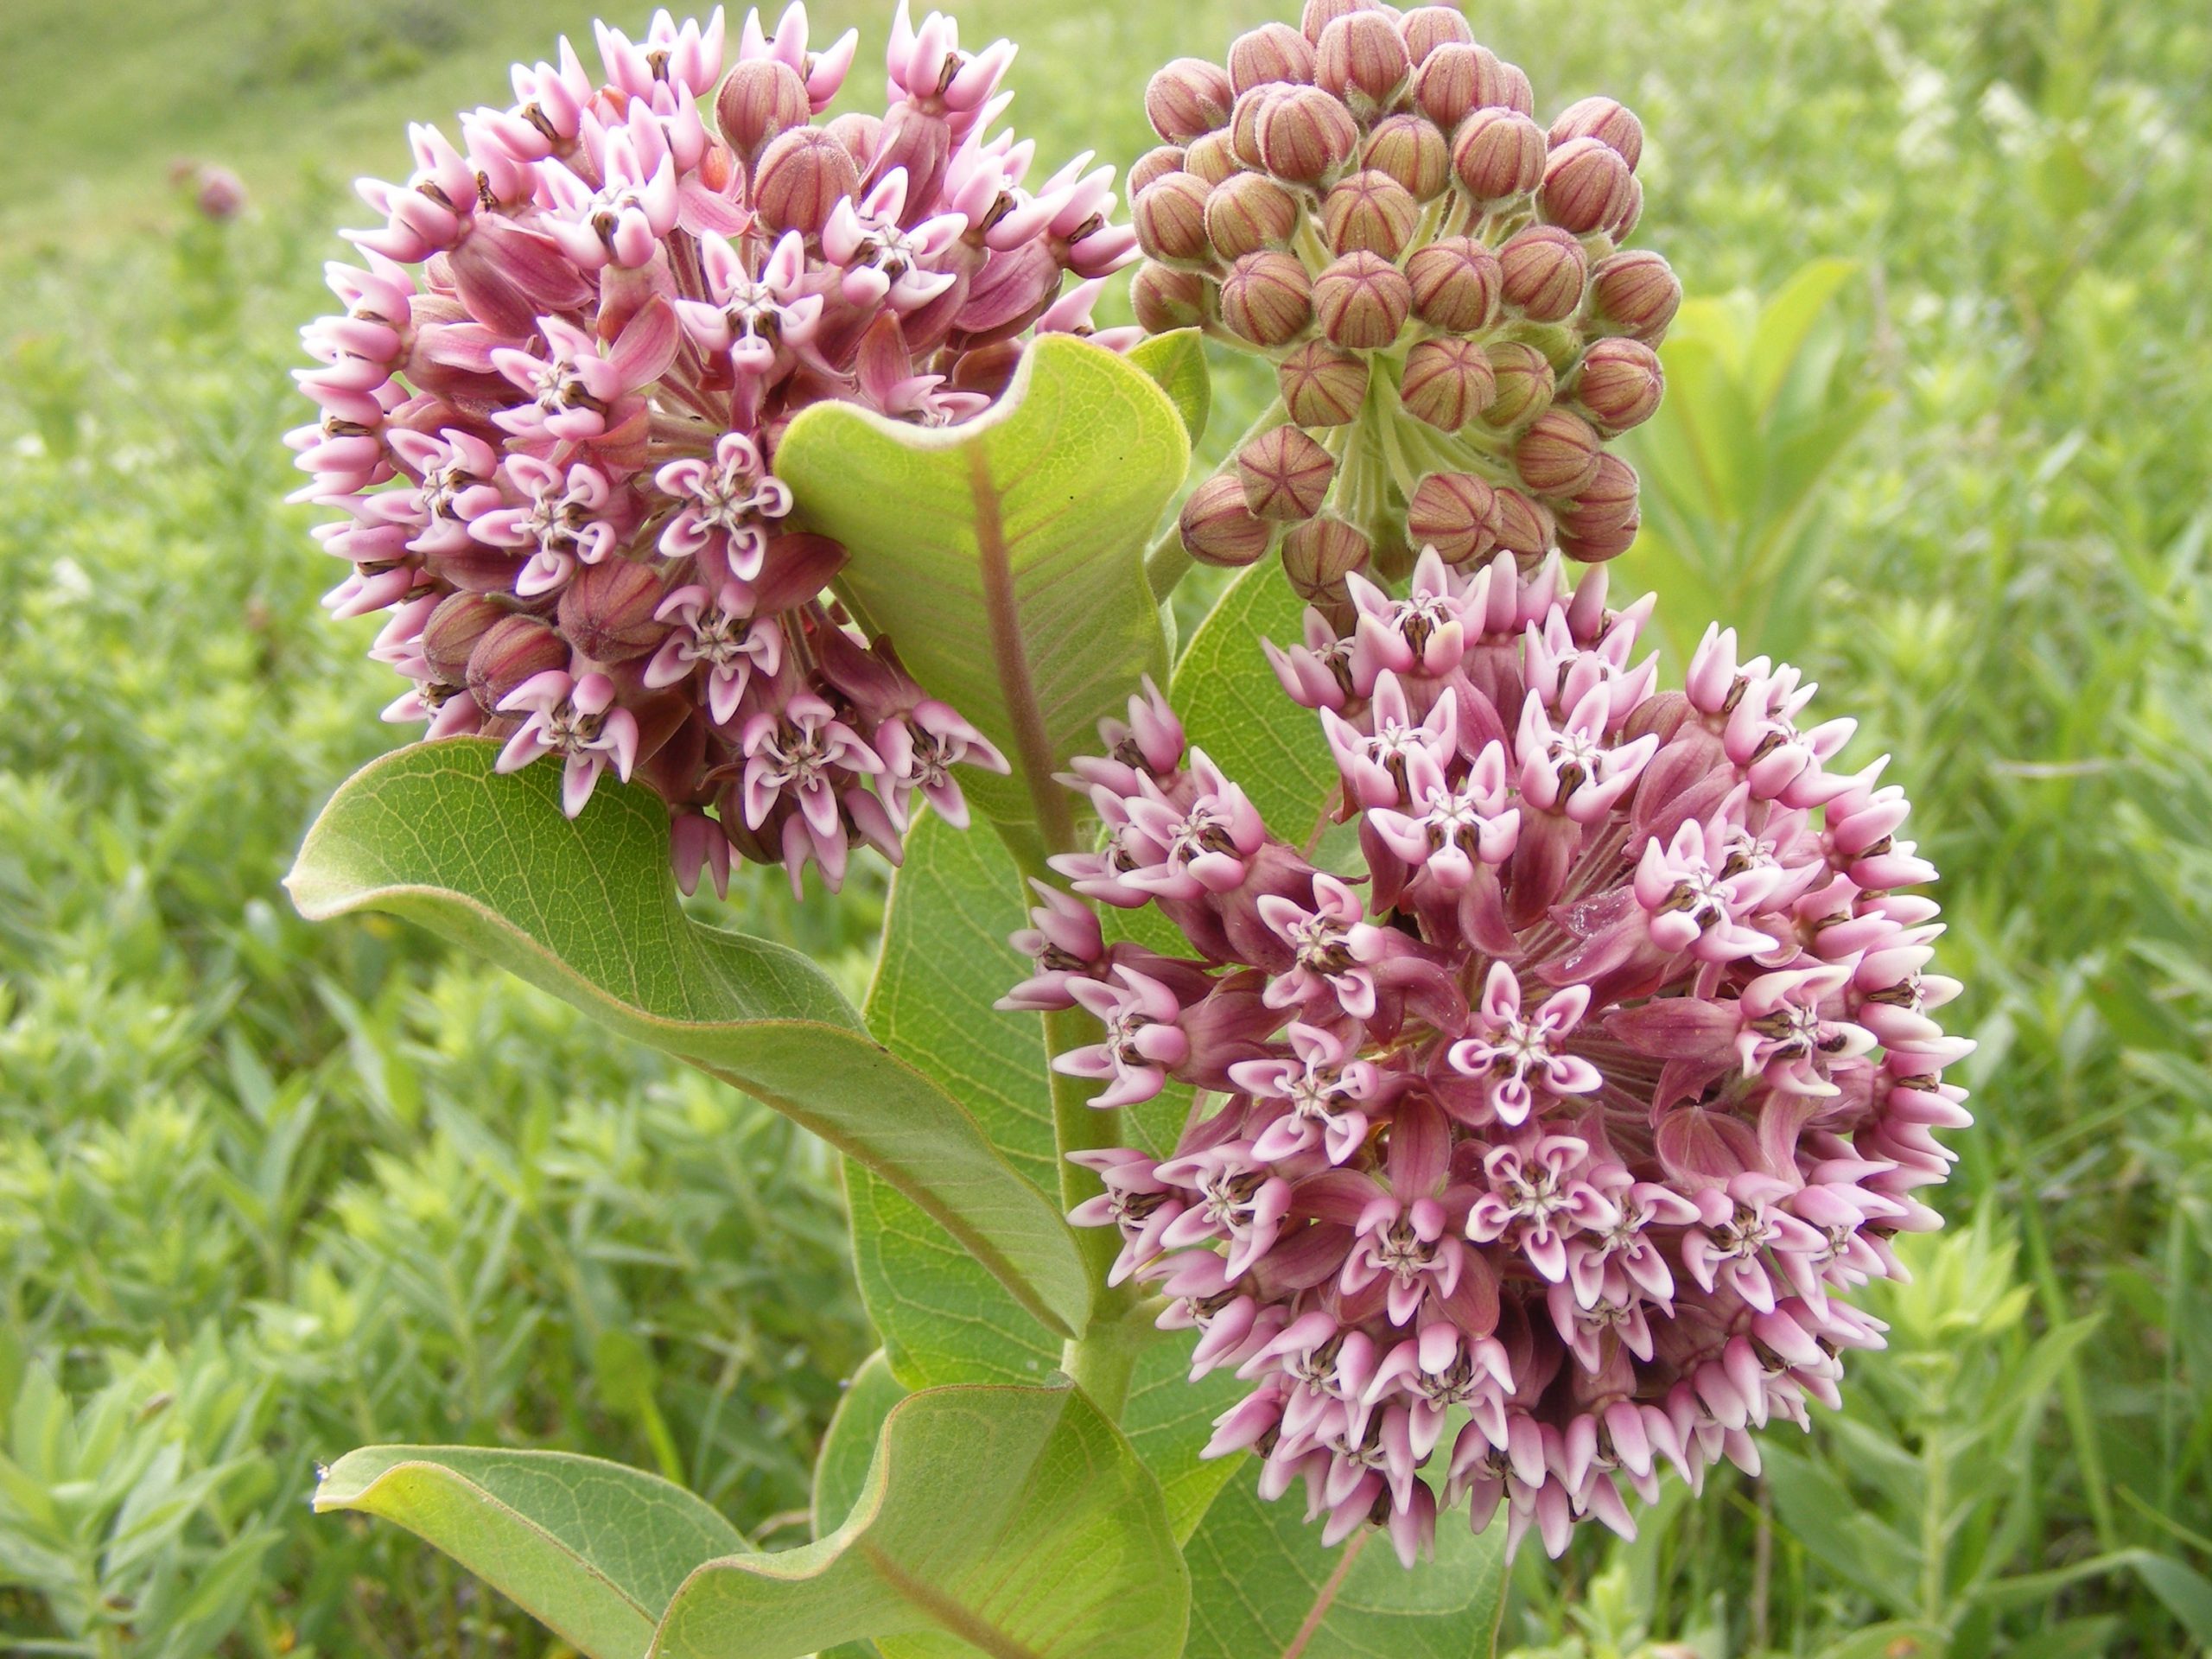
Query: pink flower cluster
[[1008, 551, 1967, 1565], [291, 4, 1141, 893]]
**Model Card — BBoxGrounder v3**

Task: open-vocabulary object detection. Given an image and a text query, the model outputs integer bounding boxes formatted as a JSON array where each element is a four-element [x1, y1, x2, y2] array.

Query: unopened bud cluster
[[292, 4, 1144, 893], [1009, 556, 1965, 1565], [1130, 0, 1681, 605]]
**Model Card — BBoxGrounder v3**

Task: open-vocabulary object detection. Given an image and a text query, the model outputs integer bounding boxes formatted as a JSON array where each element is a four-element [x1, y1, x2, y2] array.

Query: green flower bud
[[1406, 235, 1500, 331], [1147, 57, 1236, 143], [1257, 86, 1360, 186], [1229, 22, 1316, 94], [753, 127, 858, 238], [1399, 336, 1496, 431], [1491, 485, 1554, 555], [1185, 130, 1243, 185], [1322, 168, 1421, 258], [1481, 339, 1556, 427], [715, 59, 810, 161], [1313, 251, 1412, 350], [1135, 172, 1217, 264], [1513, 407, 1604, 496], [1237, 424, 1338, 521], [1541, 136, 1636, 235], [1548, 95, 1644, 169], [1220, 250, 1315, 346], [467, 613, 569, 714], [1361, 113, 1452, 200], [1498, 223, 1588, 321], [1278, 339, 1371, 428], [1281, 513, 1372, 610], [1316, 12, 1410, 113], [1568, 335, 1664, 434], [1397, 6, 1473, 62], [1589, 248, 1681, 341], [1179, 472, 1276, 567], [1451, 107, 1546, 202], [1408, 470, 1500, 563], [1133, 261, 1217, 333], [1206, 171, 1302, 259], [1128, 143, 1189, 194]]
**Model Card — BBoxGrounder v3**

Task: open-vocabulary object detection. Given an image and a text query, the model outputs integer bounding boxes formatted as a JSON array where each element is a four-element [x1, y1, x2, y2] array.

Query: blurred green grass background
[[3, 0, 2211, 1655]]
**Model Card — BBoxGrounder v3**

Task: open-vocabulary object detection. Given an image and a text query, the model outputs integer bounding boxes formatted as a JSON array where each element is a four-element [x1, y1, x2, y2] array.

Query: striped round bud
[[753, 127, 859, 237], [1397, 6, 1473, 61], [1513, 407, 1605, 496], [1229, 22, 1317, 93], [715, 59, 810, 160], [1133, 261, 1217, 332], [1590, 248, 1681, 342], [1128, 144, 1189, 194], [1322, 169, 1421, 258], [1277, 339, 1371, 427], [1281, 514, 1372, 607], [1569, 335, 1664, 434], [1406, 235, 1500, 331], [823, 112, 880, 172], [1414, 42, 1523, 128], [1491, 486, 1554, 555], [1549, 95, 1644, 169], [1185, 130, 1243, 186], [1237, 425, 1338, 521], [1481, 339, 1556, 427], [1229, 87, 1278, 168], [1361, 113, 1451, 200], [1399, 336, 1496, 431], [1147, 57, 1236, 143], [1607, 174, 1645, 239], [421, 592, 505, 683], [1134, 172, 1217, 264], [1256, 86, 1359, 185], [1179, 473, 1276, 567], [466, 614, 569, 714], [559, 556, 668, 664], [1316, 12, 1410, 111], [1205, 172, 1301, 259], [1496, 60, 1535, 116], [1219, 250, 1314, 346], [1498, 223, 1588, 320], [1313, 251, 1412, 349], [1300, 0, 1384, 46], [1452, 107, 1546, 201], [1557, 454, 1641, 562], [1408, 470, 1500, 564], [1541, 136, 1635, 234]]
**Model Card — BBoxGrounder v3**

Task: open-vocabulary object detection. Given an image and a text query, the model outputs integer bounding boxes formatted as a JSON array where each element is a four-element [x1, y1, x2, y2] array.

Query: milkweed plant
[[285, 3, 1967, 1653]]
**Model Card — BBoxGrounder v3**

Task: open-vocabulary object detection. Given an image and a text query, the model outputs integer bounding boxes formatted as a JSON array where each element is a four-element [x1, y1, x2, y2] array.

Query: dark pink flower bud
[[1481, 339, 1556, 426], [1129, 144, 1189, 194], [1229, 22, 1316, 94], [753, 127, 858, 237], [1205, 172, 1301, 259], [1490, 484, 1554, 554], [715, 59, 811, 160], [1314, 251, 1411, 350], [1549, 95, 1644, 169], [1514, 408, 1605, 496], [1180, 472, 1277, 568], [1278, 339, 1371, 428], [1300, 0, 1385, 46], [467, 614, 570, 714], [1398, 6, 1474, 61], [1322, 169, 1420, 259], [420, 592, 506, 683], [1147, 57, 1236, 143], [1498, 224, 1588, 321], [1184, 130, 1243, 186], [1408, 471, 1500, 563], [1281, 515, 1371, 609], [1220, 250, 1314, 346], [1135, 172, 1217, 264], [1451, 107, 1545, 201], [1238, 425, 1338, 522], [1541, 136, 1635, 235], [558, 556, 670, 664], [1316, 13, 1411, 112], [1400, 337, 1496, 431], [1256, 86, 1359, 186], [1590, 248, 1682, 342], [1406, 235, 1500, 331], [1570, 336, 1665, 434], [1361, 113, 1452, 200], [1133, 262, 1217, 332]]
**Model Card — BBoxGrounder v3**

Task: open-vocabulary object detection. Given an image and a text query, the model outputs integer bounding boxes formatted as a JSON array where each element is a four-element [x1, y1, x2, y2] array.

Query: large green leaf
[[1171, 559, 1338, 845], [1179, 1463, 1510, 1659], [312, 1446, 749, 1659], [1128, 327, 1211, 446], [649, 1384, 1187, 1659], [777, 334, 1186, 837], [285, 740, 1089, 1340]]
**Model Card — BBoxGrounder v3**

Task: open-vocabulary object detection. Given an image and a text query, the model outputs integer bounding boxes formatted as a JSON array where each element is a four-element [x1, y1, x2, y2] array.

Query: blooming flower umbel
[[1012, 547, 1967, 1566], [293, 3, 1143, 892]]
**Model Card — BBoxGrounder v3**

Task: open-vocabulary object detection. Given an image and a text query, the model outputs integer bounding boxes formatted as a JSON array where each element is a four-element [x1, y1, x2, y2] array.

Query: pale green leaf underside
[[313, 1445, 748, 1659], [777, 334, 1186, 831], [1127, 327, 1211, 446], [1180, 1463, 1509, 1659], [813, 1351, 909, 1541], [284, 741, 1088, 1339], [650, 1384, 1187, 1659]]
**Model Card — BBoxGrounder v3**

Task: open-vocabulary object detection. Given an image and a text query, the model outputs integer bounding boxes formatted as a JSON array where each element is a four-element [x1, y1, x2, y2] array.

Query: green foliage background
[[1, 0, 2209, 1653]]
